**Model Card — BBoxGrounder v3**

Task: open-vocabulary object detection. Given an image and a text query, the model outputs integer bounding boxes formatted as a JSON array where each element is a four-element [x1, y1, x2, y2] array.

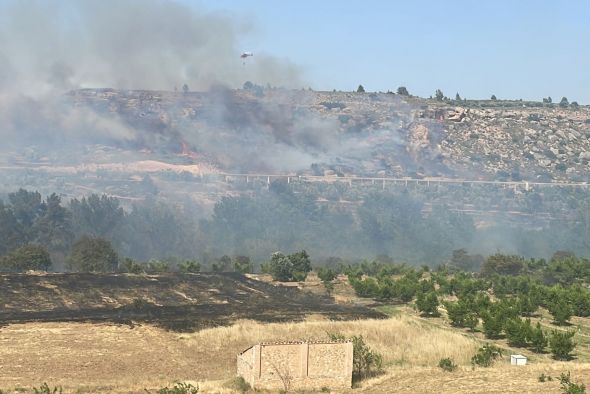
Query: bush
[[223, 376, 251, 394], [471, 344, 503, 367], [268, 250, 312, 282], [482, 312, 504, 339], [550, 330, 576, 360], [538, 373, 553, 382], [397, 86, 409, 96], [120, 257, 144, 274], [548, 298, 573, 325], [349, 277, 380, 298], [560, 97, 570, 108], [416, 291, 439, 316], [480, 254, 524, 276], [438, 357, 457, 372], [328, 333, 382, 381], [559, 371, 586, 394], [146, 259, 170, 273], [435, 89, 444, 101], [67, 236, 118, 272], [179, 260, 201, 273], [530, 322, 548, 353], [0, 244, 52, 272], [233, 255, 252, 274], [33, 383, 63, 394], [156, 382, 199, 394], [132, 297, 151, 312], [504, 318, 532, 347], [445, 298, 478, 328], [317, 267, 337, 283], [211, 255, 232, 272]]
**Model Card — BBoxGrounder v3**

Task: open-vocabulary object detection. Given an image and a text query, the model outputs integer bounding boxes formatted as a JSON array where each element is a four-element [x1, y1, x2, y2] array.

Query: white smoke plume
[[0, 0, 302, 94]]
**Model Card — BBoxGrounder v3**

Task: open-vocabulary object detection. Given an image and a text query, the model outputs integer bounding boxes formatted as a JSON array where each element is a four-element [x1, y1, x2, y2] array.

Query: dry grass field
[[2, 315, 589, 393], [0, 315, 478, 392]]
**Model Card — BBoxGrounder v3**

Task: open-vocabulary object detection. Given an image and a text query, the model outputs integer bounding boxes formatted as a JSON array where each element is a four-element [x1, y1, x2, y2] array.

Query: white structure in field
[[510, 355, 527, 365]]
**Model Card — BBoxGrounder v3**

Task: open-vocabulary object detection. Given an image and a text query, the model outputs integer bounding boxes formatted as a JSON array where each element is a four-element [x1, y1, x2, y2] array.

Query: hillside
[[1, 89, 589, 202], [66, 89, 590, 182]]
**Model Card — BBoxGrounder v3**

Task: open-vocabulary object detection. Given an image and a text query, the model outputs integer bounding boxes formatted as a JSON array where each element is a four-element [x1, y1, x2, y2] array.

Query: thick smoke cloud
[[0, 0, 302, 93], [0, 0, 303, 149]]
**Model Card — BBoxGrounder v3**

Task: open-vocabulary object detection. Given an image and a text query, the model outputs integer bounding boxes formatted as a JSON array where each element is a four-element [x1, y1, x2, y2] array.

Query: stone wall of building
[[236, 345, 255, 387], [237, 341, 353, 391]]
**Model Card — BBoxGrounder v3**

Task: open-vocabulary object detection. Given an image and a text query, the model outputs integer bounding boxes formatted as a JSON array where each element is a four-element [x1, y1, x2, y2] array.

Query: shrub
[[560, 97, 570, 108], [517, 295, 540, 316], [464, 312, 479, 332], [550, 330, 576, 360], [0, 244, 52, 272], [559, 371, 586, 394], [223, 376, 251, 394], [416, 291, 439, 316], [538, 373, 553, 382], [397, 86, 409, 96], [328, 333, 382, 381], [179, 260, 201, 273], [67, 236, 118, 272], [471, 344, 503, 367], [156, 382, 199, 394], [530, 322, 548, 353], [132, 297, 151, 312], [549, 298, 573, 325], [480, 254, 524, 276], [146, 260, 170, 273], [120, 257, 144, 274], [317, 267, 337, 283], [268, 250, 312, 282], [482, 312, 504, 339], [438, 357, 457, 372], [445, 298, 479, 328], [33, 383, 63, 394], [233, 255, 252, 274], [349, 277, 380, 298], [504, 318, 532, 347]]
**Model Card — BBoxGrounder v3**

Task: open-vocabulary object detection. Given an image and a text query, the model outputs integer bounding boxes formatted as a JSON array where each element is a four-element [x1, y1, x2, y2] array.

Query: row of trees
[[0, 235, 311, 281], [428, 89, 581, 108], [356, 85, 410, 95]]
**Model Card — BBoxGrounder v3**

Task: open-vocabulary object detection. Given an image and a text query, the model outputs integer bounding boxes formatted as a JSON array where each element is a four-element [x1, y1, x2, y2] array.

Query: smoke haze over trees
[[1, 184, 590, 271]]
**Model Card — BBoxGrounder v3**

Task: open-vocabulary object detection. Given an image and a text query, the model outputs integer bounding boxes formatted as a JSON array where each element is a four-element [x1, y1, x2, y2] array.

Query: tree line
[[1, 184, 590, 271]]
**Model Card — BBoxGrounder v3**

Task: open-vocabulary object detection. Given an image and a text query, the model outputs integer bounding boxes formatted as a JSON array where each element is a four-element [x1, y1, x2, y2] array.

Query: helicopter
[[240, 52, 253, 65]]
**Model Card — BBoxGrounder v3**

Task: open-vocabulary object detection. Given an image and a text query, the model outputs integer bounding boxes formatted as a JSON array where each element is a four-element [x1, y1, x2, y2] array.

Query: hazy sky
[[193, 0, 590, 103]]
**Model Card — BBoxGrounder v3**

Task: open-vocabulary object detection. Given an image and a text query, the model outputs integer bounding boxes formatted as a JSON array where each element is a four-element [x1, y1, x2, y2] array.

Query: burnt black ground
[[0, 272, 384, 331]]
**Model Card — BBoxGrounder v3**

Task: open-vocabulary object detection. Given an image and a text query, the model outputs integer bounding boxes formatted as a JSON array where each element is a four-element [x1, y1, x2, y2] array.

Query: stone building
[[237, 340, 353, 391]]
